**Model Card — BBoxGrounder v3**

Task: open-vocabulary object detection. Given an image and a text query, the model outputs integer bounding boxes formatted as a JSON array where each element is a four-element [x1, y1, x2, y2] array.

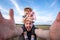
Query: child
[[23, 7, 36, 23]]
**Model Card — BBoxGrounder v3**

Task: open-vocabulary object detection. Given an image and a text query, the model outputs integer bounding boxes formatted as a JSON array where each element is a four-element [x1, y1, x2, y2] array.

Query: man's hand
[[35, 29, 50, 40], [35, 12, 60, 40], [0, 9, 23, 40], [50, 12, 60, 40]]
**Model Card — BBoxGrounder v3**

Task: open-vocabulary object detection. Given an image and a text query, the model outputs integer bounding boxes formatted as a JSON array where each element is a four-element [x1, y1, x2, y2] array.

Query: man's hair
[[24, 7, 32, 12], [24, 18, 33, 23]]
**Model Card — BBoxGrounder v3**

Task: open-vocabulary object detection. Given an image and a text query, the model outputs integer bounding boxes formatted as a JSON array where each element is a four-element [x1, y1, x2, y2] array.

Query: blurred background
[[0, 0, 60, 40]]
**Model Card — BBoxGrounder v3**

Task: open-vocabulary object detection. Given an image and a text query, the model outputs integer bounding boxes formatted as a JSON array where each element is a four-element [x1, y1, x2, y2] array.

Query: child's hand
[[27, 17, 33, 21]]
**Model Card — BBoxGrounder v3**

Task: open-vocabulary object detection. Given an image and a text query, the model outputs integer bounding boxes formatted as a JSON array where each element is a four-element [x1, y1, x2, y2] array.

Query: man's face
[[25, 20, 33, 31]]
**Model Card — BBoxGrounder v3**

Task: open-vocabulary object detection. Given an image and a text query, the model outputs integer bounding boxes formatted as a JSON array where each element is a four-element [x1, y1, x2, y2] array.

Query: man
[[0, 9, 60, 40], [20, 18, 37, 40]]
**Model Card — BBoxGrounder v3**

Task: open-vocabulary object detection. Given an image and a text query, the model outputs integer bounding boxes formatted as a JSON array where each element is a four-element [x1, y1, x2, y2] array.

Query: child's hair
[[24, 7, 32, 12]]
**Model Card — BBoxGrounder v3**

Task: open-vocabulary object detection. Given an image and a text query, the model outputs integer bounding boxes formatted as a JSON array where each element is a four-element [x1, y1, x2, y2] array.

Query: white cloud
[[24, 0, 36, 8], [3, 15, 10, 19], [10, 0, 24, 15], [0, 6, 9, 19], [2, 13, 23, 24], [35, 16, 53, 25], [34, 10, 55, 25], [0, 6, 8, 13], [14, 16, 23, 24], [50, 0, 57, 7], [24, 0, 34, 4]]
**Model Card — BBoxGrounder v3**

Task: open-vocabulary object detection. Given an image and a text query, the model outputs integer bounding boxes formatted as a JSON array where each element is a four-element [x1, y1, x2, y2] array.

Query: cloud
[[10, 0, 24, 15], [34, 10, 55, 25], [24, 0, 33, 4], [0, 6, 8, 13], [0, 6, 9, 19], [3, 15, 10, 19], [14, 16, 23, 24], [2, 14, 23, 24], [35, 15, 54, 25], [24, 0, 36, 8], [50, 0, 57, 7]]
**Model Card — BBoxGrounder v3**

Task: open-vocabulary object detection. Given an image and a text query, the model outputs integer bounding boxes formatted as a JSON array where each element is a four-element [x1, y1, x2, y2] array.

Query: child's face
[[24, 9, 31, 14]]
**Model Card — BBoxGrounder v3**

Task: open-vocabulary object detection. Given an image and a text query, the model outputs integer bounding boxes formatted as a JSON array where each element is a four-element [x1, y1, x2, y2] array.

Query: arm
[[50, 12, 60, 40], [14, 27, 23, 36], [35, 29, 50, 39], [33, 12, 36, 21], [0, 9, 23, 40]]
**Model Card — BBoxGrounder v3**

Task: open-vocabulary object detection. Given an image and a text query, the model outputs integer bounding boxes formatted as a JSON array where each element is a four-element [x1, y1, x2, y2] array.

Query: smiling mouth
[[26, 27, 31, 31]]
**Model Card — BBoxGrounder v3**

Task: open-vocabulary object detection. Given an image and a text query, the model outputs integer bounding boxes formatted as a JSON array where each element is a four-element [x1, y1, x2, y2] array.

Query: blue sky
[[0, 0, 60, 25]]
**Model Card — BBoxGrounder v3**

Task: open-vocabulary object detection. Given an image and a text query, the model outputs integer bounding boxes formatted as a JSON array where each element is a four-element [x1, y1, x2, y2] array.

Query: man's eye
[[26, 23, 28, 24], [29, 23, 31, 25]]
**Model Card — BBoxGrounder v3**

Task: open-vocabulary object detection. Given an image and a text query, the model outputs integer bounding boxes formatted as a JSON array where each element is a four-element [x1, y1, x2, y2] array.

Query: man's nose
[[27, 24, 30, 26]]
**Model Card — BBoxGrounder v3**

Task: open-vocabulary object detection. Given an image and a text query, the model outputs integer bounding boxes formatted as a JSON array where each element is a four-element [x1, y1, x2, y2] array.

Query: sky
[[0, 0, 60, 25]]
